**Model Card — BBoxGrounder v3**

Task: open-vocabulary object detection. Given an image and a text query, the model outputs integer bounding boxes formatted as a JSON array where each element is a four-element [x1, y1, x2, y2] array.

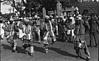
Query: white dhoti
[[44, 32, 49, 41], [67, 29, 75, 36], [43, 30, 56, 44], [0, 23, 5, 38], [67, 30, 71, 35], [28, 33, 31, 40], [50, 30, 56, 41], [19, 29, 26, 38], [71, 29, 75, 37]]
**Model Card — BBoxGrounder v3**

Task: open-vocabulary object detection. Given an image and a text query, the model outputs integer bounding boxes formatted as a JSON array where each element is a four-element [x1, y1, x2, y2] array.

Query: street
[[1, 33, 98, 61]]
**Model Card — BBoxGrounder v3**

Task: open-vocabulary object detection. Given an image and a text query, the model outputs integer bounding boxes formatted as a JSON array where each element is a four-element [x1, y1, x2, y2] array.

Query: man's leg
[[56, 25, 58, 36], [75, 47, 81, 57], [22, 40, 28, 50], [89, 32, 93, 47], [43, 43, 48, 53], [51, 30, 56, 44], [67, 30, 71, 42], [43, 32, 49, 53], [84, 41, 91, 60], [71, 29, 75, 42], [12, 39, 17, 52], [38, 28, 41, 43], [93, 32, 97, 47], [29, 44, 34, 56]]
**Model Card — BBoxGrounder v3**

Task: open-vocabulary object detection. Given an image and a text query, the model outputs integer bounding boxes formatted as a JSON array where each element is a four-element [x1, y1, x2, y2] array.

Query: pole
[[13, 0, 15, 13], [42, 7, 46, 19], [0, 1, 1, 14]]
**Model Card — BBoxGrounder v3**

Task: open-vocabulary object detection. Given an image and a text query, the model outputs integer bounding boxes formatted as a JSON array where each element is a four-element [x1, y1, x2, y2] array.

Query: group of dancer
[[0, 7, 99, 61]]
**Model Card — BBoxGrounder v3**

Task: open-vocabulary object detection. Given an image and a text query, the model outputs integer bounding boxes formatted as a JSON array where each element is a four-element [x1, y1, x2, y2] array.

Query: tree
[[22, 0, 57, 11], [41, 0, 57, 11]]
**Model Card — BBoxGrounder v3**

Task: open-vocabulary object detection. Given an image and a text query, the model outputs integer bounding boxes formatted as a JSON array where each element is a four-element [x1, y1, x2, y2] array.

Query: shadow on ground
[[1, 44, 27, 54], [1, 44, 87, 60], [49, 47, 87, 60], [1, 44, 45, 54]]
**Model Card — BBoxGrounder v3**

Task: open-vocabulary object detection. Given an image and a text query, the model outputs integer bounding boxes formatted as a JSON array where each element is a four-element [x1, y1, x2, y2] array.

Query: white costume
[[44, 20, 56, 44], [24, 24, 32, 40], [0, 23, 5, 38], [18, 23, 26, 38], [67, 16, 75, 37]]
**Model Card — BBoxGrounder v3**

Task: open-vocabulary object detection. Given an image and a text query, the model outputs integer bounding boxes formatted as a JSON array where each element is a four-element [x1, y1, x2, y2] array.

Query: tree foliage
[[22, 0, 57, 11]]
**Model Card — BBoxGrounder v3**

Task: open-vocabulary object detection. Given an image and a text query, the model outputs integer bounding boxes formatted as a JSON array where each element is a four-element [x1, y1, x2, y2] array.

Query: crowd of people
[[0, 7, 99, 61]]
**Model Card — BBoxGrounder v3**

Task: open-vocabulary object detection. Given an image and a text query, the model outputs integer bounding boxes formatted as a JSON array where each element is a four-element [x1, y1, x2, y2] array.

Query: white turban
[[45, 15, 50, 19], [24, 17, 29, 22], [77, 14, 82, 20]]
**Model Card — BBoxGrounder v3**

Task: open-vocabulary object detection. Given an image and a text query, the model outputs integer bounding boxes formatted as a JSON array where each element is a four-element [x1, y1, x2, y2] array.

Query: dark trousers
[[89, 32, 97, 47]]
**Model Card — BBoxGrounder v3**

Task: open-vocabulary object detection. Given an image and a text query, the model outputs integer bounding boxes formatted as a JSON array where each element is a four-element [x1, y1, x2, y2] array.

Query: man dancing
[[43, 15, 56, 53], [74, 14, 91, 60]]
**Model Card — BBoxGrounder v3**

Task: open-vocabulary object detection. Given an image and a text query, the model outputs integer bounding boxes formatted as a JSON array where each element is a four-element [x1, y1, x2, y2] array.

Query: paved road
[[1, 33, 98, 61]]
